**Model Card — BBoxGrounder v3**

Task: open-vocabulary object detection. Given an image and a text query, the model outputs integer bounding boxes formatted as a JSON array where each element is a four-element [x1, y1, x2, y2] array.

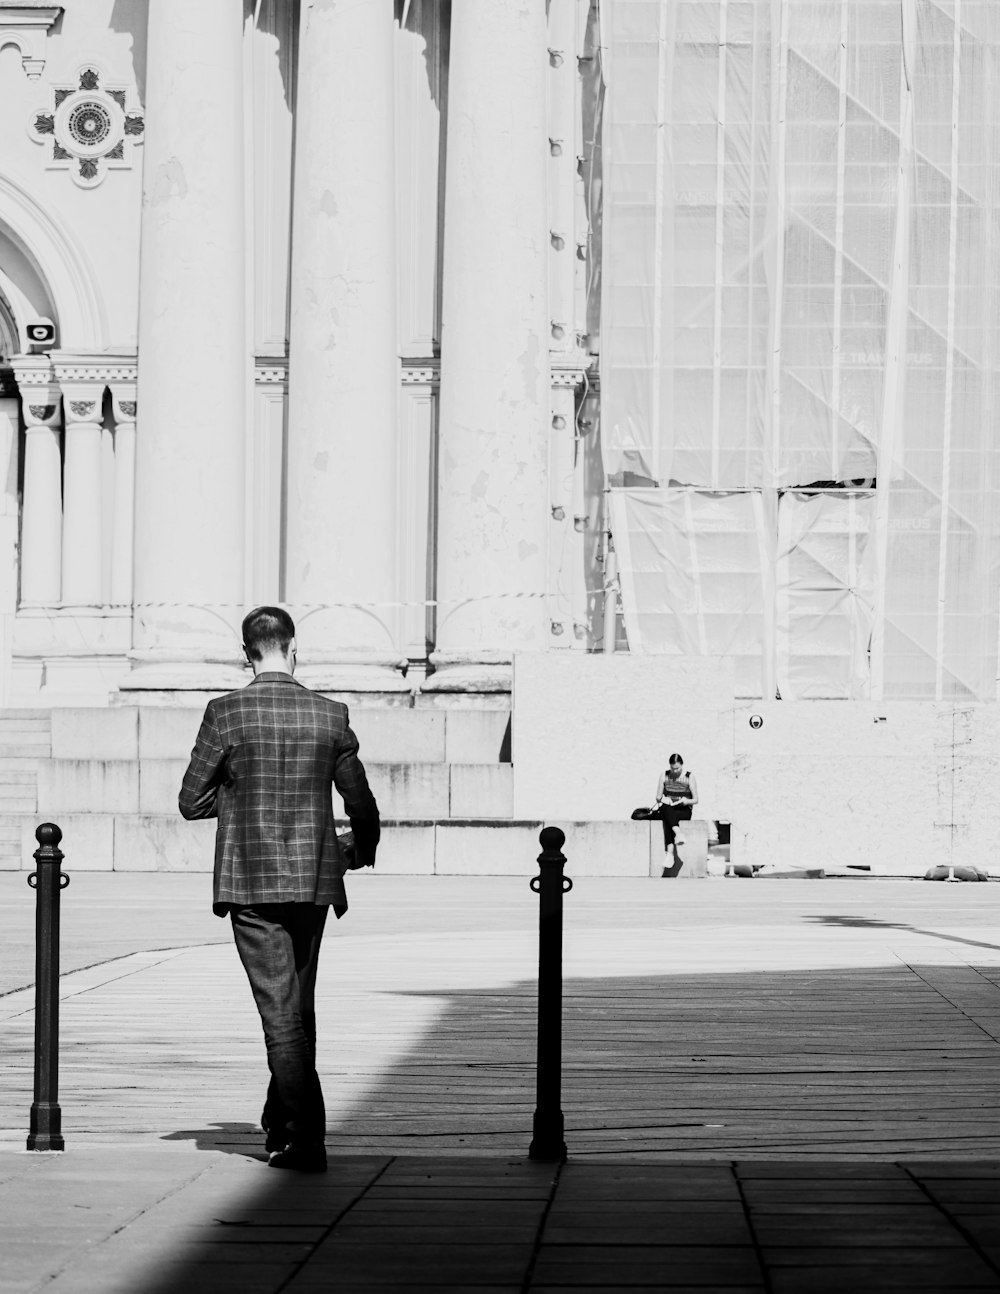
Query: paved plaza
[[1, 871, 999, 1291]]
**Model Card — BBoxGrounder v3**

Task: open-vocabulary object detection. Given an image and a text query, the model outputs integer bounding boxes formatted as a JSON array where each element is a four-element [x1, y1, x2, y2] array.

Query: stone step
[[0, 797, 36, 813], [45, 704, 510, 764], [35, 759, 515, 819], [0, 736, 52, 753], [0, 771, 39, 785]]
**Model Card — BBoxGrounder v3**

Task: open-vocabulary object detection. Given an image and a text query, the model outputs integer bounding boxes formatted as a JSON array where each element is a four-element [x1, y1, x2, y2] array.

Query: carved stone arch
[[0, 174, 108, 349], [0, 284, 18, 361]]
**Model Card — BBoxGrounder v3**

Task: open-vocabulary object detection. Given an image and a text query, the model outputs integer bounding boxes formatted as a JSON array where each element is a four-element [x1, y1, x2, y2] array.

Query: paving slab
[[2, 876, 1000, 1291]]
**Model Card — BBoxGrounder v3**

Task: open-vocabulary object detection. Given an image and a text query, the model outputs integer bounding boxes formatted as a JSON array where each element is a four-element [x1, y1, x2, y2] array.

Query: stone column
[[59, 384, 105, 607], [108, 384, 136, 607], [18, 388, 62, 606], [126, 0, 247, 689], [284, 0, 407, 692], [0, 391, 18, 704], [425, 0, 552, 692]]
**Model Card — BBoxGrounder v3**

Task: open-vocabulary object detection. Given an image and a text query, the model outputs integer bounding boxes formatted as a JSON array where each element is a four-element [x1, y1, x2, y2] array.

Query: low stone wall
[[12, 816, 668, 877]]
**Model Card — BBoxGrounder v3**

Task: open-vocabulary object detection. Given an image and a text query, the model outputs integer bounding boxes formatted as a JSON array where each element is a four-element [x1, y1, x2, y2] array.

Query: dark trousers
[[230, 902, 329, 1148], [659, 804, 692, 850]]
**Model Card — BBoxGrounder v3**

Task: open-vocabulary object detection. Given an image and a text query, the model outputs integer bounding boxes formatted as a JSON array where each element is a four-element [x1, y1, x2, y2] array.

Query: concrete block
[[444, 708, 512, 764], [729, 700, 944, 874], [943, 704, 1000, 871], [366, 763, 449, 818], [349, 708, 445, 763], [50, 708, 138, 760], [113, 815, 215, 872], [649, 817, 713, 878], [2, 815, 30, 870], [38, 760, 139, 814], [733, 699, 937, 764], [434, 822, 540, 875], [550, 820, 650, 877], [20, 813, 114, 871], [513, 652, 733, 821], [731, 751, 932, 874], [369, 823, 435, 874], [139, 760, 189, 814], [137, 708, 206, 760], [449, 765, 514, 818], [665, 818, 709, 879]]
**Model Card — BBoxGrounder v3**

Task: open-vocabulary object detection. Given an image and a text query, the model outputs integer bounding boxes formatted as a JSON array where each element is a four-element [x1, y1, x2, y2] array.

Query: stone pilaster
[[425, 0, 552, 692], [59, 384, 105, 607], [284, 0, 407, 692], [17, 380, 62, 606], [108, 384, 136, 608]]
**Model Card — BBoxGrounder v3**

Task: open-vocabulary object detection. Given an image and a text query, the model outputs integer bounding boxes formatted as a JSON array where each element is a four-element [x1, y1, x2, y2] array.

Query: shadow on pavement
[[805, 913, 1000, 954], [161, 1123, 268, 1160], [136, 961, 1000, 1292]]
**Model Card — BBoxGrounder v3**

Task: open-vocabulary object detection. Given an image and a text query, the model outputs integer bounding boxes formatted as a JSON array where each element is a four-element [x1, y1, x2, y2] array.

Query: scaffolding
[[601, 0, 1000, 699]]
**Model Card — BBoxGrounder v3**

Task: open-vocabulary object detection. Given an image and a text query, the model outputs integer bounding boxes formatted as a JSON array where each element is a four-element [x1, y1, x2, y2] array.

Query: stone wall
[[513, 653, 1000, 875]]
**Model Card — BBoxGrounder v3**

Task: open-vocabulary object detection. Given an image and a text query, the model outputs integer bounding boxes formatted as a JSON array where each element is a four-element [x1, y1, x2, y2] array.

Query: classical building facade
[[2, 2, 999, 879], [0, 0, 604, 707]]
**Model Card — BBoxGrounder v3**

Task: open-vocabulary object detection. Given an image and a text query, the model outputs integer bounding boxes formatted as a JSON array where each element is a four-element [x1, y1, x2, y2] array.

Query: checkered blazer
[[178, 672, 380, 917]]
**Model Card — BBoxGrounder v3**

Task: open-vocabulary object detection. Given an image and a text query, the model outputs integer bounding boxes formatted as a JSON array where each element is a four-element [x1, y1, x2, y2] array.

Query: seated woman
[[653, 752, 698, 862]]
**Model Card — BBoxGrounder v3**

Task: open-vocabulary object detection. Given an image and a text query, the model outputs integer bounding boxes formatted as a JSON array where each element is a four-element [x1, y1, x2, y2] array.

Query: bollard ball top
[[539, 826, 566, 853], [35, 823, 62, 847]]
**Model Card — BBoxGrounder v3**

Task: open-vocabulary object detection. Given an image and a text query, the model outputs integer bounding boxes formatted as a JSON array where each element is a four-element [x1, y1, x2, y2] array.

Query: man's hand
[[336, 829, 373, 871]]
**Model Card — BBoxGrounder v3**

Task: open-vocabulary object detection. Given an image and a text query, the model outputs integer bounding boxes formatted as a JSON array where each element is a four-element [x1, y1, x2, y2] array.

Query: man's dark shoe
[[261, 1113, 285, 1155], [268, 1143, 327, 1173]]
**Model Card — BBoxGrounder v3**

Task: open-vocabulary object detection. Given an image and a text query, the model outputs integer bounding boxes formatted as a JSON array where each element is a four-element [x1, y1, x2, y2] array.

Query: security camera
[[27, 319, 56, 349]]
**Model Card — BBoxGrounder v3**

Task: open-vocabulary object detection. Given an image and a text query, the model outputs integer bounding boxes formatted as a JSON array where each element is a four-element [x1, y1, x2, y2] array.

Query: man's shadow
[[161, 1123, 266, 1160]]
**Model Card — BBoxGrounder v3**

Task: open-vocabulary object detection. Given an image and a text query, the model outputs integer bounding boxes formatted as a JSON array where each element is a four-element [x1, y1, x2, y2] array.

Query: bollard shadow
[[132, 959, 1000, 1293], [805, 913, 1000, 954]]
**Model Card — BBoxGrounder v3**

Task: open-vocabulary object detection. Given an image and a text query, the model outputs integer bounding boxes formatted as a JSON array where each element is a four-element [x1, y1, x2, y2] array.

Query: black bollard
[[529, 825, 572, 1162], [27, 823, 68, 1152]]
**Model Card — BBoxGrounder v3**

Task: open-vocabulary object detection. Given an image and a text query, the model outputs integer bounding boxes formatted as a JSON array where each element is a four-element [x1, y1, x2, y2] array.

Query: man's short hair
[[242, 606, 296, 662]]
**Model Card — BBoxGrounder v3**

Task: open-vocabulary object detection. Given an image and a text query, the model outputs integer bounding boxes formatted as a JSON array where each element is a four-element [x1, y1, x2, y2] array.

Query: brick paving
[[1, 874, 999, 1291]]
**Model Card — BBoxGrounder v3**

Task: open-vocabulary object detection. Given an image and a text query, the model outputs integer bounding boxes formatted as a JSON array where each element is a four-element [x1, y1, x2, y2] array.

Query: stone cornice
[[550, 351, 597, 390], [400, 358, 439, 387], [0, 5, 62, 78], [251, 354, 600, 393], [13, 352, 138, 385], [255, 355, 288, 386], [50, 351, 137, 384], [9, 354, 54, 386]]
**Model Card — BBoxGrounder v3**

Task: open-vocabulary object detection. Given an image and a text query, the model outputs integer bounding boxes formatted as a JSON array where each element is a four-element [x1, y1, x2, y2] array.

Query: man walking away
[[179, 606, 380, 1172]]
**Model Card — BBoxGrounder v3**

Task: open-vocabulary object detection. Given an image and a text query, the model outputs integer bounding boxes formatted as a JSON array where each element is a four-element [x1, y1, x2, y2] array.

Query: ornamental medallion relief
[[28, 64, 144, 188]]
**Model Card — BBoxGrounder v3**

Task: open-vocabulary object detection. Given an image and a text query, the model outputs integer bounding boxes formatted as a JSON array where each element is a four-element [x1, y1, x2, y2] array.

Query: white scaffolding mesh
[[610, 486, 876, 698], [602, 0, 1000, 699]]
